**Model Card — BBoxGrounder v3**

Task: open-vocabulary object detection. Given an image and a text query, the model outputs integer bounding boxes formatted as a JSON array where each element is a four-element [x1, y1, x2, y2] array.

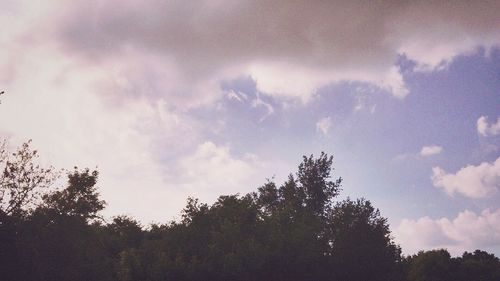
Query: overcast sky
[[1, 0, 499, 256]]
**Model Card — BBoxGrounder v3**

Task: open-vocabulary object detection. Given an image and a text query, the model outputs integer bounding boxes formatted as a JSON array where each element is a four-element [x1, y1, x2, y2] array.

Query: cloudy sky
[[1, 0, 499, 256]]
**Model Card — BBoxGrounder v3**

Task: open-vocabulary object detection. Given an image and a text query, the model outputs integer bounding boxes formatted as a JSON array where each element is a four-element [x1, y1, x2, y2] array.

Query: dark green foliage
[[458, 250, 500, 281], [41, 168, 105, 221], [110, 152, 398, 281], [328, 198, 402, 281], [3, 167, 112, 281], [1, 143, 499, 281], [405, 249, 500, 281], [297, 152, 341, 215], [407, 249, 455, 281]]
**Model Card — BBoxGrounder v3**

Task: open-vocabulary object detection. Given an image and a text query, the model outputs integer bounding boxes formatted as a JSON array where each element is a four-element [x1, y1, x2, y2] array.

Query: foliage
[[1, 141, 499, 281], [328, 198, 402, 280], [406, 249, 500, 281], [41, 168, 105, 221], [0, 140, 58, 217]]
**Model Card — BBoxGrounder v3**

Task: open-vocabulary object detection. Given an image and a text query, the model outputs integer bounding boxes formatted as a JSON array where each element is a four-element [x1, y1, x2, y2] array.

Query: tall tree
[[327, 198, 403, 281], [0, 140, 59, 281], [15, 168, 110, 281], [297, 152, 341, 216]]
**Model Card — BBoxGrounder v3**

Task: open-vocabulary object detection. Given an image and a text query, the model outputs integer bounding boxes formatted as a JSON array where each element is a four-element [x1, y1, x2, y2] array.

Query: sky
[[0, 0, 499, 256]]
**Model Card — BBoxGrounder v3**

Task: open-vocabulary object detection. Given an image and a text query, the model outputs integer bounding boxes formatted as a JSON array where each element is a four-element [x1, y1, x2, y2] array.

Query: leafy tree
[[41, 168, 105, 221], [328, 198, 403, 281], [407, 249, 455, 281], [3, 145, 499, 281], [108, 216, 144, 249], [456, 250, 500, 281], [14, 168, 111, 281], [0, 140, 58, 217], [255, 153, 344, 280], [297, 152, 341, 216], [0, 140, 59, 281]]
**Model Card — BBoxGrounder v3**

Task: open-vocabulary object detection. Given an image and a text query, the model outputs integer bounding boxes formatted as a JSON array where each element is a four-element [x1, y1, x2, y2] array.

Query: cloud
[[3, 0, 495, 105], [177, 141, 261, 199], [0, 6, 276, 222], [251, 93, 274, 122], [1, 0, 500, 223], [0, 45, 204, 221], [420, 145, 443, 157], [395, 208, 500, 256], [394, 145, 442, 161], [431, 157, 500, 198], [226, 90, 248, 103], [477, 116, 500, 136], [316, 117, 331, 136]]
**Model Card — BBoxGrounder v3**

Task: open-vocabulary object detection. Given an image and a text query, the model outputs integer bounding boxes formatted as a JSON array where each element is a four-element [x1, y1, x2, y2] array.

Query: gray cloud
[[51, 0, 500, 102]]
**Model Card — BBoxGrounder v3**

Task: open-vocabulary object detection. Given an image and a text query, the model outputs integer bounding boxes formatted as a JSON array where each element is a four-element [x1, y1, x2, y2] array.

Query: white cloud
[[177, 141, 262, 201], [251, 93, 274, 122], [395, 208, 500, 256], [316, 117, 331, 136], [353, 94, 377, 114], [420, 145, 443, 157], [0, 43, 203, 222], [380, 66, 409, 98], [0, 31, 273, 223], [226, 90, 247, 102], [477, 116, 500, 137], [249, 63, 409, 101], [431, 157, 500, 198]]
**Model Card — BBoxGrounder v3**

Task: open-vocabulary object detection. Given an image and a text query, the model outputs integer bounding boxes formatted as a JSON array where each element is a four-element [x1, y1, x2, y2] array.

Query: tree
[[12, 148, 500, 281], [0, 140, 60, 281], [297, 152, 341, 216], [41, 168, 105, 221], [327, 198, 403, 281], [14, 168, 110, 281], [108, 216, 144, 249], [0, 140, 58, 217], [457, 250, 500, 281], [407, 249, 455, 281]]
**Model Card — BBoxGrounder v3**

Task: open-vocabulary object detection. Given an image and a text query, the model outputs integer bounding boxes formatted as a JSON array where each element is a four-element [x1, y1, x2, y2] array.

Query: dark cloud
[[2, 0, 499, 105], [58, 1, 499, 71]]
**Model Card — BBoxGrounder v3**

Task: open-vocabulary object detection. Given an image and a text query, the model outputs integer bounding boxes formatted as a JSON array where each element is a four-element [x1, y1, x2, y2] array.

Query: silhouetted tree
[[40, 168, 105, 221], [328, 198, 402, 280], [460, 250, 500, 280], [14, 168, 109, 281], [0, 140, 58, 217], [2, 144, 499, 281], [0, 140, 59, 281], [407, 249, 456, 281]]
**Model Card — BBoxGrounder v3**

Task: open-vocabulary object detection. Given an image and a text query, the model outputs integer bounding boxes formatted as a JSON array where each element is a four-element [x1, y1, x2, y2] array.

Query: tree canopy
[[1, 140, 499, 281]]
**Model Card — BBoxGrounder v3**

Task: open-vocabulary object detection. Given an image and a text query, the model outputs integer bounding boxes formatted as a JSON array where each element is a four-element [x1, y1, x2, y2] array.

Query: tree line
[[0, 140, 499, 281]]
